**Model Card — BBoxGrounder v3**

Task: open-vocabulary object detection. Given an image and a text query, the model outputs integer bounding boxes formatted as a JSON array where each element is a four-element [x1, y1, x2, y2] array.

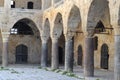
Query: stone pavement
[[0, 65, 80, 80], [0, 65, 114, 80]]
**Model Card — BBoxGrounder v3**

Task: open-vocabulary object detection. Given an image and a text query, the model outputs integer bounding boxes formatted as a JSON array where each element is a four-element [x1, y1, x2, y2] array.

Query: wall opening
[[101, 44, 109, 69], [94, 36, 98, 50], [11, 0, 15, 8], [95, 21, 105, 33], [27, 2, 34, 9], [16, 44, 28, 64], [12, 21, 34, 35], [77, 45, 83, 66]]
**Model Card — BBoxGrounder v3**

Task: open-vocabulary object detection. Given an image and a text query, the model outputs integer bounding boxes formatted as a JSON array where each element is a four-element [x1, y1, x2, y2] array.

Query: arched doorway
[[101, 44, 109, 69], [9, 18, 41, 64], [77, 45, 83, 66], [16, 44, 28, 64], [27, 2, 33, 9]]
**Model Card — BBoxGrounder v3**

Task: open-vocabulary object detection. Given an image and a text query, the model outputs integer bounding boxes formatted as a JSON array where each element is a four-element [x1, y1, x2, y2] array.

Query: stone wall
[[8, 35, 41, 64], [13, 0, 42, 9]]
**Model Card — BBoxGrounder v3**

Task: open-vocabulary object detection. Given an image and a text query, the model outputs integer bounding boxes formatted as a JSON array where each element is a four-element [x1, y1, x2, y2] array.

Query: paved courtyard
[[0, 65, 114, 80], [0, 65, 80, 80]]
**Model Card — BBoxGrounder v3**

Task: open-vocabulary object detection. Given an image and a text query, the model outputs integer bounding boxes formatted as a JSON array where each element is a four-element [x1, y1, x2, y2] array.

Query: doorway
[[77, 45, 83, 66], [16, 44, 28, 64], [59, 46, 64, 65], [101, 44, 109, 69]]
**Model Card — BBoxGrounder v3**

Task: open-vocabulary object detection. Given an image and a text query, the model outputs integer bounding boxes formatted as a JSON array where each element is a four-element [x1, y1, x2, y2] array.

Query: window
[[11, 0, 15, 8], [27, 2, 34, 9]]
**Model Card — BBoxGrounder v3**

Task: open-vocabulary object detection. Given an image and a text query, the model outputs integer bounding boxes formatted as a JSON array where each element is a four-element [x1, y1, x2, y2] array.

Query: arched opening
[[11, 0, 15, 8], [58, 46, 64, 64], [12, 21, 34, 35], [67, 5, 82, 68], [16, 44, 28, 64], [9, 18, 41, 64], [58, 33, 65, 65], [95, 21, 105, 33], [101, 44, 109, 69], [87, 0, 111, 29], [53, 13, 65, 66], [77, 45, 83, 66], [48, 38, 52, 66], [43, 18, 51, 66], [68, 5, 81, 30], [27, 2, 34, 9]]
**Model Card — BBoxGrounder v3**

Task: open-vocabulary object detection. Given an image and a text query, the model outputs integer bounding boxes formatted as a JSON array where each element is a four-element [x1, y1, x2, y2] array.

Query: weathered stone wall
[[8, 35, 41, 64], [74, 32, 114, 71], [13, 0, 42, 9], [0, 0, 119, 72]]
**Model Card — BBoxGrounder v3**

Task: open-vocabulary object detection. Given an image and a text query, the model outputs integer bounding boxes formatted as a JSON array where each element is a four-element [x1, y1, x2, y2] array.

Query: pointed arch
[[53, 12, 63, 37], [67, 5, 81, 31], [87, 0, 111, 29], [43, 18, 50, 38]]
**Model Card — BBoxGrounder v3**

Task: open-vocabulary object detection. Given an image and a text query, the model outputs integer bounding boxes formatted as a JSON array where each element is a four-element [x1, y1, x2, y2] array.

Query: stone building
[[0, 0, 120, 80]]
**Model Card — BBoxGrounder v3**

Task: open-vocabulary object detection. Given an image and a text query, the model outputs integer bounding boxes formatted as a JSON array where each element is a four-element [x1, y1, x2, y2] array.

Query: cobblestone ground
[[0, 65, 80, 80]]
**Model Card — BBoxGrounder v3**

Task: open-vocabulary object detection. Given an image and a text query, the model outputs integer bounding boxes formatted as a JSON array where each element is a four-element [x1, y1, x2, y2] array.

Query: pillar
[[114, 27, 120, 80], [2, 37, 9, 67], [41, 37, 48, 67], [65, 35, 74, 72], [84, 37, 94, 77], [51, 38, 59, 69]]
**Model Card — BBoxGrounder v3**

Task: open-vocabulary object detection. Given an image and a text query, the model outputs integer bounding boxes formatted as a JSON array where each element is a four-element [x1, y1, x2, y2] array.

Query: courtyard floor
[[0, 64, 114, 80]]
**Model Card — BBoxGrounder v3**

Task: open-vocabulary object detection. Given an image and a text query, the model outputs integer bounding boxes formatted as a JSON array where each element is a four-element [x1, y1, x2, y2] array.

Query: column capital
[[2, 32, 9, 43], [85, 28, 95, 37], [41, 36, 49, 44], [51, 37, 58, 43], [64, 32, 74, 42]]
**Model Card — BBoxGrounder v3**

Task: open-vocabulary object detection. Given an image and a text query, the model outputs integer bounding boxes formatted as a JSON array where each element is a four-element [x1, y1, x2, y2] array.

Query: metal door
[[16, 44, 28, 64]]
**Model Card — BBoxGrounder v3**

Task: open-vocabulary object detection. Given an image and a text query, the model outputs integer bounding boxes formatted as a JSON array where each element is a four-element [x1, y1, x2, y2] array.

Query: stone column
[[41, 37, 48, 67], [65, 35, 74, 72], [84, 36, 94, 77], [2, 37, 9, 67], [114, 27, 120, 80], [51, 38, 59, 69]]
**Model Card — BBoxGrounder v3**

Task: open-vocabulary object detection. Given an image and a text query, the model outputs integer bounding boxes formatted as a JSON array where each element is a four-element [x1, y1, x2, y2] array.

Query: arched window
[[11, 1, 15, 8], [27, 2, 34, 9], [101, 44, 109, 69]]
